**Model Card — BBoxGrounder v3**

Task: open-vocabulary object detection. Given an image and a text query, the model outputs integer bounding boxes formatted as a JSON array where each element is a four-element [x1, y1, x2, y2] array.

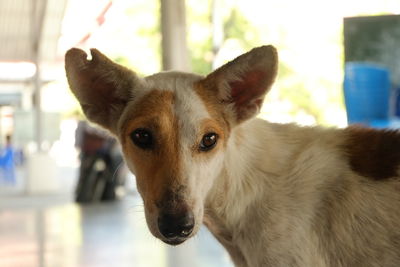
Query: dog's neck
[[203, 119, 320, 264], [205, 119, 299, 220]]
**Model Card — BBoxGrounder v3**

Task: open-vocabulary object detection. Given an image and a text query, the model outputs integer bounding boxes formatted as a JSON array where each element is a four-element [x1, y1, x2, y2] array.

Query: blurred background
[[0, 0, 399, 266]]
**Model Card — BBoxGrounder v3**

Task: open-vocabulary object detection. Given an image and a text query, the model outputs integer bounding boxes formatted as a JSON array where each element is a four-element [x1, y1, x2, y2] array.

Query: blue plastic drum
[[344, 62, 390, 124]]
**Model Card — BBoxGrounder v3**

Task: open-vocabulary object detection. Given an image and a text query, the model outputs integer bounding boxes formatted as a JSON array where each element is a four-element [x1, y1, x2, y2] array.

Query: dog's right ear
[[65, 48, 140, 133]]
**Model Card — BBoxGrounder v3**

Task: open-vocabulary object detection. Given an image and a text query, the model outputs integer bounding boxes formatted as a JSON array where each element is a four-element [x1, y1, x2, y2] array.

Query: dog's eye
[[130, 128, 153, 149], [199, 133, 218, 151]]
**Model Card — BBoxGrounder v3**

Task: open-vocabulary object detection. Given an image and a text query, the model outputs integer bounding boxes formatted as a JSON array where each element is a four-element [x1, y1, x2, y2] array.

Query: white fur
[[204, 119, 400, 267]]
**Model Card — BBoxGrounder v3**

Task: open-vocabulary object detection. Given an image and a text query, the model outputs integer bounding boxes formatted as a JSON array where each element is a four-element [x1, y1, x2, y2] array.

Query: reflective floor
[[0, 194, 233, 267]]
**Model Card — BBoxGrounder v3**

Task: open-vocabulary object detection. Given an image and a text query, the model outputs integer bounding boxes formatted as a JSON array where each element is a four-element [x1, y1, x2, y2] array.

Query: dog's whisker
[[111, 162, 124, 182]]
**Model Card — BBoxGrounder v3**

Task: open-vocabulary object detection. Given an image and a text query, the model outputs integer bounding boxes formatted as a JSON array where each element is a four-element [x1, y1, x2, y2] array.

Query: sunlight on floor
[[0, 194, 233, 267]]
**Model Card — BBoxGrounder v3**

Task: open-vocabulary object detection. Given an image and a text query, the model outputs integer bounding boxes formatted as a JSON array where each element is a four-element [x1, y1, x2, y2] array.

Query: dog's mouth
[[161, 236, 188, 246]]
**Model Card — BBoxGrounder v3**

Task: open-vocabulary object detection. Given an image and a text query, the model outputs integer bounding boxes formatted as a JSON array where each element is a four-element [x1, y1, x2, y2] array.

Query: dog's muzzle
[[157, 210, 195, 245]]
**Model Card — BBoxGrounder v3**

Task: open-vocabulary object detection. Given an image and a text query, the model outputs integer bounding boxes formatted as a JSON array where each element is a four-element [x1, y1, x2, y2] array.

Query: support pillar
[[160, 0, 190, 71]]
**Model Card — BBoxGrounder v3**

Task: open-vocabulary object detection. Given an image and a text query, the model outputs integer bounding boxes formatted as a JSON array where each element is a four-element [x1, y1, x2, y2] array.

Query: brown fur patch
[[120, 90, 182, 207], [193, 81, 231, 147], [344, 126, 400, 180]]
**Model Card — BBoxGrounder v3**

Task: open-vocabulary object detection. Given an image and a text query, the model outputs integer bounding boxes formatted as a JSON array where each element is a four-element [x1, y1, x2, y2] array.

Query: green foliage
[[186, 0, 213, 74], [223, 8, 260, 51], [190, 39, 213, 75]]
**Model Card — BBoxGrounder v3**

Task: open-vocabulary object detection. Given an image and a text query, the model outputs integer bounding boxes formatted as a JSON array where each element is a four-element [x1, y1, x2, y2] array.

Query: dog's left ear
[[199, 45, 278, 124], [65, 48, 141, 133]]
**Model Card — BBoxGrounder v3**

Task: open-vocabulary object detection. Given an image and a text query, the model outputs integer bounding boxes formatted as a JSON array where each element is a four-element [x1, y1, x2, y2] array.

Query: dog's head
[[65, 46, 278, 245]]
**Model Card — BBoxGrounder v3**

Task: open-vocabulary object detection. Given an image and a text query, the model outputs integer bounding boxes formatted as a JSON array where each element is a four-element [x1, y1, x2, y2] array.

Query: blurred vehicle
[[75, 120, 125, 203]]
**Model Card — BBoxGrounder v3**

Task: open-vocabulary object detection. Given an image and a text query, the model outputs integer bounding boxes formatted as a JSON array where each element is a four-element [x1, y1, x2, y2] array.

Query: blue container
[[344, 62, 390, 124], [395, 87, 400, 117]]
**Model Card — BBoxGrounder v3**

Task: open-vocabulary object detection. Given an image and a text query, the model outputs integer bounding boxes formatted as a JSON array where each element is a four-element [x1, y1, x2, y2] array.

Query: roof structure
[[0, 0, 68, 150], [0, 0, 67, 64]]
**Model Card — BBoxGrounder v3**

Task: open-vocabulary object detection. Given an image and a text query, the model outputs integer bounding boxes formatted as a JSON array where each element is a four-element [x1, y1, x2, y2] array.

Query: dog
[[65, 45, 400, 267]]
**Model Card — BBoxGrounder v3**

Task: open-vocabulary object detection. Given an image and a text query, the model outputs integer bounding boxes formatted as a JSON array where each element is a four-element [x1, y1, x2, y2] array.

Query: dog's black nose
[[158, 211, 194, 240]]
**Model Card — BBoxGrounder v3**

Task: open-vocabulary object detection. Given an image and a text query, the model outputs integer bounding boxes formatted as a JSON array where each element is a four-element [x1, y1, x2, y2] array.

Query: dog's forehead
[[143, 71, 211, 124], [144, 71, 203, 91]]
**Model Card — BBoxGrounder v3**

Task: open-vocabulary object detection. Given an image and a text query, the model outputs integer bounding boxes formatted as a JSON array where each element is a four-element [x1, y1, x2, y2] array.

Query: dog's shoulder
[[343, 126, 400, 181]]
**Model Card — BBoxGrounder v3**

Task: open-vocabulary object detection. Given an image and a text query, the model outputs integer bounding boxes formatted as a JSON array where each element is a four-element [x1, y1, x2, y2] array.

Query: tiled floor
[[0, 193, 233, 267]]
